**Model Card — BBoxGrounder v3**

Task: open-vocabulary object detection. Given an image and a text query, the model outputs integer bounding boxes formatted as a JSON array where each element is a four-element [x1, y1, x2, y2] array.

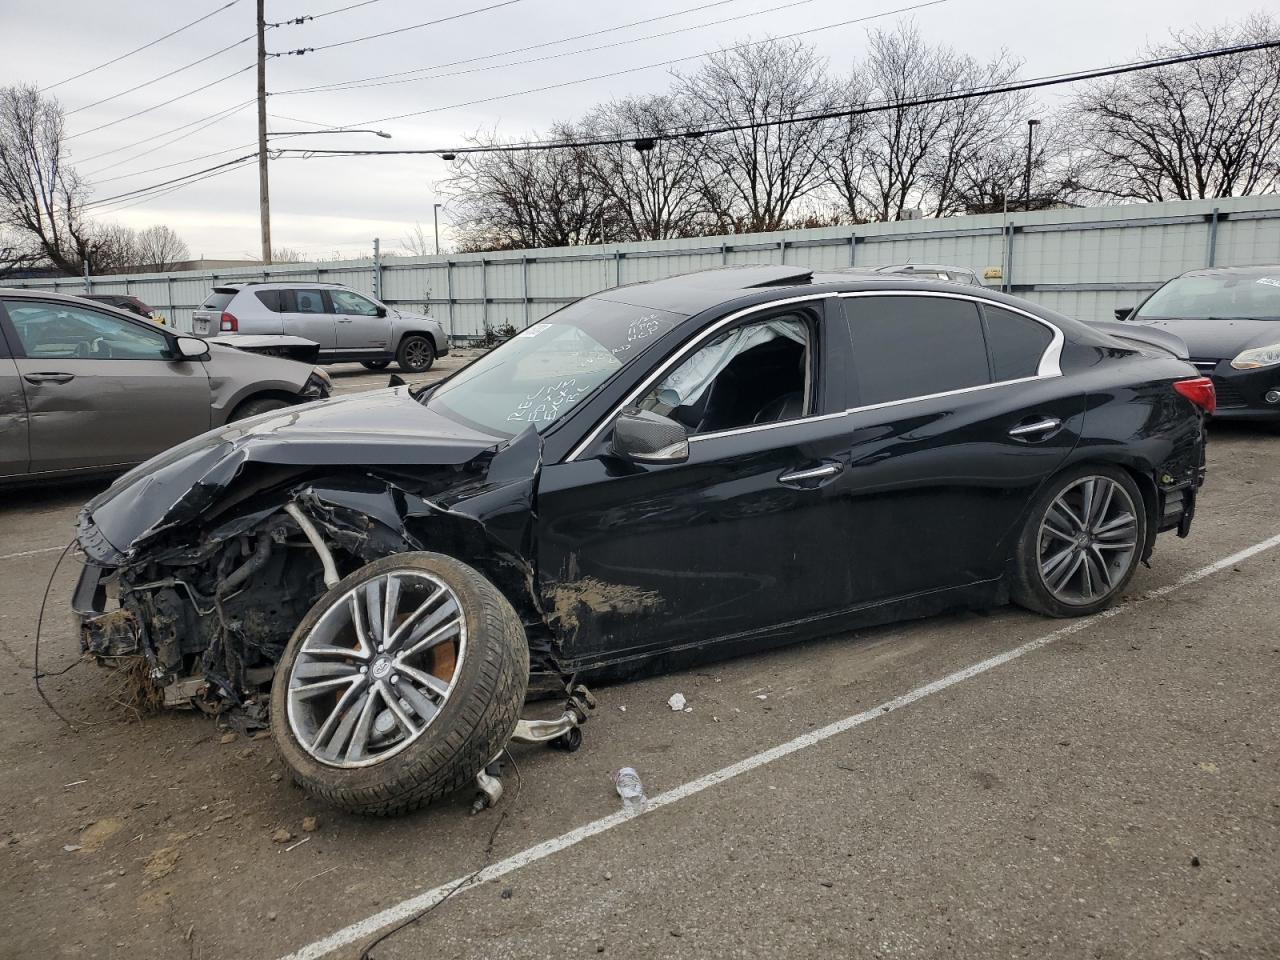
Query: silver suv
[[192, 282, 448, 372]]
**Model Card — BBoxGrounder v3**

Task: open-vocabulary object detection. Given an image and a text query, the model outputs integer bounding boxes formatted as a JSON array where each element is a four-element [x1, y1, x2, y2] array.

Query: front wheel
[[396, 335, 435, 373], [270, 552, 528, 815], [1010, 466, 1146, 618]]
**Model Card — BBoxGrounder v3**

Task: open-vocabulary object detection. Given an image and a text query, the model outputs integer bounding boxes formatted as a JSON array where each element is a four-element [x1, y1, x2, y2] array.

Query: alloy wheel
[[404, 339, 431, 368], [286, 570, 467, 768], [1037, 475, 1139, 606]]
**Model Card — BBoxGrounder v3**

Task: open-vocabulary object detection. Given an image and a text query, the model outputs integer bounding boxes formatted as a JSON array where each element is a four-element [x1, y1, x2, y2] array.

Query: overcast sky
[[1, 0, 1268, 260]]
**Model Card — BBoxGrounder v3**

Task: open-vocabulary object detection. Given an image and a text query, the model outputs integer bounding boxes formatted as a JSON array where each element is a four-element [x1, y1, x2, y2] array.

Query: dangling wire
[[33, 540, 85, 730]]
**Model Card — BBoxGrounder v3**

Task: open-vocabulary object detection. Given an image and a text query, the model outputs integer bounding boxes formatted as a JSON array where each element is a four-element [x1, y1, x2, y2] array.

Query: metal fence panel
[[7, 195, 1279, 338]]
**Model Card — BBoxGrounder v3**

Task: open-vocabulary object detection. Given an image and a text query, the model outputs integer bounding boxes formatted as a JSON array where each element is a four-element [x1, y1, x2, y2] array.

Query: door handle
[[23, 373, 75, 385], [778, 462, 843, 485], [1008, 417, 1061, 439], [337, 318, 354, 323]]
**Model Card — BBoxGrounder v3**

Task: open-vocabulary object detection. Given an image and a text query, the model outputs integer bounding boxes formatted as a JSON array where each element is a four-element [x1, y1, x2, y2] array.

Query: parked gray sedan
[[0, 289, 331, 483]]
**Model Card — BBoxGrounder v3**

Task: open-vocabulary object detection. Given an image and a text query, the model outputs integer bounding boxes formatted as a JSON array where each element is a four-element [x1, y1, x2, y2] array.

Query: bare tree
[[134, 224, 189, 270], [581, 95, 711, 240], [0, 84, 91, 273], [270, 246, 308, 263], [1072, 14, 1280, 201], [400, 221, 435, 256], [675, 39, 837, 232], [442, 125, 608, 251]]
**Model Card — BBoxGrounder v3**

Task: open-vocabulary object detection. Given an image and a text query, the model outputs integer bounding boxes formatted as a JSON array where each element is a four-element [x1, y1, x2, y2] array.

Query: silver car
[[192, 282, 449, 373], [0, 289, 331, 483]]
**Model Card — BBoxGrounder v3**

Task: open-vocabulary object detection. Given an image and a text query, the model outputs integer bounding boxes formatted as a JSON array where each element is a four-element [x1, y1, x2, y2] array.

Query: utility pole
[[256, 0, 272, 265], [1023, 118, 1040, 213], [432, 202, 441, 255]]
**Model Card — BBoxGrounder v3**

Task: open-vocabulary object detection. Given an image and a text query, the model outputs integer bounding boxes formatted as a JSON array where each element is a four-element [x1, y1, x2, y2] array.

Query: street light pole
[[433, 203, 442, 255], [256, 0, 271, 265], [1024, 118, 1040, 212]]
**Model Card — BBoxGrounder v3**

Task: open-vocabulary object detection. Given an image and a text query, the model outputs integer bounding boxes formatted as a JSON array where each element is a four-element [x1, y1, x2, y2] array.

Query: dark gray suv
[[192, 282, 448, 372]]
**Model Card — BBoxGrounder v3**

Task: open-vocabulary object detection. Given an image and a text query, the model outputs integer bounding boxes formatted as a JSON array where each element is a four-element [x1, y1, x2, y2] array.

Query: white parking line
[[0, 545, 66, 562], [279, 531, 1280, 960]]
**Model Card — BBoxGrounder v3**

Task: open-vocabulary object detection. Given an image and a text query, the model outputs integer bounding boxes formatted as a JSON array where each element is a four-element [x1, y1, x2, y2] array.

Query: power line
[[278, 0, 830, 97], [275, 0, 743, 96], [269, 0, 394, 26], [85, 154, 258, 209], [41, 0, 244, 92], [94, 161, 256, 216], [333, 0, 949, 129], [64, 34, 256, 117], [66, 63, 256, 141], [276, 0, 525, 56], [76, 99, 255, 168], [267, 36, 1280, 160]]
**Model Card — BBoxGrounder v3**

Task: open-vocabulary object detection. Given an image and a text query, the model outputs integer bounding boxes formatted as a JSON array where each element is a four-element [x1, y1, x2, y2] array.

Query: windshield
[[427, 298, 683, 436], [1136, 273, 1280, 321]]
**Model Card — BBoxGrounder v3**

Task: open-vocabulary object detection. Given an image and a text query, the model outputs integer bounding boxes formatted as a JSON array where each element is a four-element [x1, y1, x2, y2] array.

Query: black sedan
[[72, 266, 1210, 815], [1121, 264, 1280, 426]]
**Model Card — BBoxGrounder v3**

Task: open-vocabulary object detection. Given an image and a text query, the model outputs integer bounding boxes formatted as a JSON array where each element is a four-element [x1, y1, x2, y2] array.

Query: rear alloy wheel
[[1011, 466, 1146, 618], [270, 552, 528, 815], [396, 335, 435, 373]]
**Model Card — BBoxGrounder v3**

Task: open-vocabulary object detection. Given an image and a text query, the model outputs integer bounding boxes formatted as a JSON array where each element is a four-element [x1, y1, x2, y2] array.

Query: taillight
[[1174, 376, 1216, 415], [220, 311, 238, 332]]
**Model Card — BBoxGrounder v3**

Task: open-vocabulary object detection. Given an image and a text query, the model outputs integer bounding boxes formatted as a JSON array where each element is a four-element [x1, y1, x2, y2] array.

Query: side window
[[982, 305, 1053, 381], [294, 290, 327, 314], [843, 296, 989, 406], [638, 313, 810, 435], [330, 290, 380, 316], [2, 300, 169, 360], [254, 290, 285, 312]]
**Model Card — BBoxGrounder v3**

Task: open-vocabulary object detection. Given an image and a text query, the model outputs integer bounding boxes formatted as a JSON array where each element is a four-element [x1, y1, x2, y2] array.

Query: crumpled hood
[[80, 387, 506, 559], [1132, 317, 1280, 359]]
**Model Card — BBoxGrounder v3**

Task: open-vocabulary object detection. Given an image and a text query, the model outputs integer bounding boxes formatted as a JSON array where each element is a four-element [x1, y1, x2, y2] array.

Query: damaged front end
[[72, 388, 558, 718]]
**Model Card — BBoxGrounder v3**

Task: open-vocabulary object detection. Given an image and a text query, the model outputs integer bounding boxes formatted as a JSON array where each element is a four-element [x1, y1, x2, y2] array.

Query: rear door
[[830, 292, 1084, 601], [330, 288, 392, 355], [0, 325, 28, 478], [0, 298, 211, 472], [281, 289, 337, 354]]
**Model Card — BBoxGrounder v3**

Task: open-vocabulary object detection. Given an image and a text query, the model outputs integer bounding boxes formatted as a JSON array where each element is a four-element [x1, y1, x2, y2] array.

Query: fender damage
[[73, 388, 552, 714]]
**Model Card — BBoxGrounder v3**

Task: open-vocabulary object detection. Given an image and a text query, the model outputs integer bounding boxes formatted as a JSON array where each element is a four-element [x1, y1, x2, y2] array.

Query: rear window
[[201, 290, 236, 310], [254, 290, 286, 312]]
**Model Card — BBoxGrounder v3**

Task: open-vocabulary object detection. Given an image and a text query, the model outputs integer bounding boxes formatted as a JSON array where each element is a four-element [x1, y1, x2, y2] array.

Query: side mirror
[[174, 336, 210, 360], [375, 305, 388, 318], [612, 409, 689, 464], [1114, 307, 1134, 321]]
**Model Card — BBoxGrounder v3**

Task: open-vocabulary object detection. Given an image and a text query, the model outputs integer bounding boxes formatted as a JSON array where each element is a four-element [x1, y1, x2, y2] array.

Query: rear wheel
[[270, 552, 528, 816], [1010, 465, 1146, 618], [396, 335, 435, 373], [360, 359, 390, 371]]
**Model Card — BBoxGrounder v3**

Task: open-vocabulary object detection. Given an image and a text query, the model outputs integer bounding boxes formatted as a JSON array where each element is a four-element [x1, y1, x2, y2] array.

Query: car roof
[[215, 281, 352, 291], [1175, 264, 1280, 279], [872, 263, 977, 275]]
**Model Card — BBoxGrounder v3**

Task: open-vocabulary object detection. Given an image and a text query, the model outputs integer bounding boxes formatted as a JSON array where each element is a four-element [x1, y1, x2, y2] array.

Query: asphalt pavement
[[1, 418, 1277, 960]]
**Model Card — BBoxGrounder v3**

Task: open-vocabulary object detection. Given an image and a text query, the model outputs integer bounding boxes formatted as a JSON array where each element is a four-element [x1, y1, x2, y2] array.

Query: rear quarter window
[[843, 295, 990, 406], [982, 305, 1053, 380], [254, 290, 286, 312]]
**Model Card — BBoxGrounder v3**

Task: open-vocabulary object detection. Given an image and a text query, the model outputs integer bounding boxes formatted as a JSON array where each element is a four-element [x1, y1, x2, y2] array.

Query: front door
[[0, 299, 211, 472], [330, 289, 391, 355], [283, 289, 337, 354], [535, 301, 856, 669]]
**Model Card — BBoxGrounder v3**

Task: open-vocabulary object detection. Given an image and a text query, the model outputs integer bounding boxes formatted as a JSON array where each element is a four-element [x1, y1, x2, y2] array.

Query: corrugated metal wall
[[8, 195, 1279, 337]]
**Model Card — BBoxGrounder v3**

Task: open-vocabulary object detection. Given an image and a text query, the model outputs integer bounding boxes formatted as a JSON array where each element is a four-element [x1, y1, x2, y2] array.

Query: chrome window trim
[[564, 289, 1066, 462]]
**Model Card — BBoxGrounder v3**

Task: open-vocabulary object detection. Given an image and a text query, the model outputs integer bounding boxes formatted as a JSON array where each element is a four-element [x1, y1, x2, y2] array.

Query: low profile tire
[[395, 335, 435, 373], [229, 396, 291, 422], [270, 552, 528, 816], [1009, 465, 1147, 618], [360, 359, 391, 371]]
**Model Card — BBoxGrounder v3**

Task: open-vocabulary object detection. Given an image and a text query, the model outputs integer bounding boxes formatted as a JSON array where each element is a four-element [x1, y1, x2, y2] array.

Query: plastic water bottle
[[613, 767, 646, 814]]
